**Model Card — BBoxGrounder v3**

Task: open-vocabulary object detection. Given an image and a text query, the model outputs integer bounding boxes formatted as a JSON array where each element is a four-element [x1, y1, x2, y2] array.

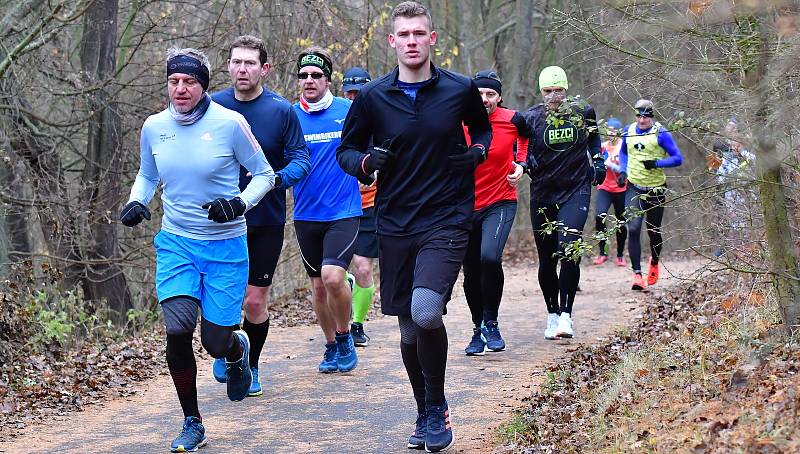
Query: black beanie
[[472, 70, 502, 95]]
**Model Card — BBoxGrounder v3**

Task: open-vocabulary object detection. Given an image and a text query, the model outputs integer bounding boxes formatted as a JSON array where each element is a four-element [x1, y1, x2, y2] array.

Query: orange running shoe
[[615, 256, 626, 267], [647, 259, 660, 286], [631, 273, 646, 291], [593, 255, 609, 265]]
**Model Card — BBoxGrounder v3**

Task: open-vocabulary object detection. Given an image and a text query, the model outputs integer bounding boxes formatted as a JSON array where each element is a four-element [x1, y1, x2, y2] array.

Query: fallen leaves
[[497, 272, 800, 453], [0, 331, 167, 441]]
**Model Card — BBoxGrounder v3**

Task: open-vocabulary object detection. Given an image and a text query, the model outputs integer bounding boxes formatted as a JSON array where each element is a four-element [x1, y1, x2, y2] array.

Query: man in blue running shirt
[[293, 47, 362, 374], [119, 47, 274, 452], [210, 35, 311, 397]]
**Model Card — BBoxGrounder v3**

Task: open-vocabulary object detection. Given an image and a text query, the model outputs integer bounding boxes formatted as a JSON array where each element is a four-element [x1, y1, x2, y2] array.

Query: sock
[[400, 342, 426, 415], [243, 318, 269, 369], [166, 333, 200, 418], [351, 283, 375, 324]]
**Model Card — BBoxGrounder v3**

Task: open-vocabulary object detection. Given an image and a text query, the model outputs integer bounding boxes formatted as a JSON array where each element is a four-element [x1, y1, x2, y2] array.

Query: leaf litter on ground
[[497, 272, 800, 453]]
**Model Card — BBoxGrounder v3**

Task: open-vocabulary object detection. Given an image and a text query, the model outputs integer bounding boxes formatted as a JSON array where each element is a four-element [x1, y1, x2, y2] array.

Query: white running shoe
[[556, 313, 573, 338], [544, 313, 560, 340]]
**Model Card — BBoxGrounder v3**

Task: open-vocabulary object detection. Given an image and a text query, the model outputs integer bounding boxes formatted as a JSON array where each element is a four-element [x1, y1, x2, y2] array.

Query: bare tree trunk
[[80, 0, 133, 323], [749, 24, 800, 334], [756, 139, 800, 333], [0, 157, 31, 262], [0, 73, 85, 287], [507, 0, 535, 111]]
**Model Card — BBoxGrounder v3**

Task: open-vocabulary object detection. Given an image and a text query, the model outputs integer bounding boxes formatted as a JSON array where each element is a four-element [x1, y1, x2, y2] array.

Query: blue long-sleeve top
[[129, 101, 275, 240], [619, 124, 683, 172]]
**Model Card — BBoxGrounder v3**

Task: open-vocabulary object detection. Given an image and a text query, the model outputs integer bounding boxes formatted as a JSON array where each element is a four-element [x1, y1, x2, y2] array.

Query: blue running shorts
[[154, 230, 248, 326]]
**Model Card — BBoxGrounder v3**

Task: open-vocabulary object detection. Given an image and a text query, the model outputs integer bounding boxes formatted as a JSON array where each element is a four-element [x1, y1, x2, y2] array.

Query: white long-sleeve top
[[129, 101, 275, 240]]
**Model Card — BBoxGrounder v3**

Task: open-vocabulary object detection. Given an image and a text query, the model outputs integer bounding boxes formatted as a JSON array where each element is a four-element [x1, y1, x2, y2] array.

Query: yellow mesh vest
[[625, 122, 667, 187]]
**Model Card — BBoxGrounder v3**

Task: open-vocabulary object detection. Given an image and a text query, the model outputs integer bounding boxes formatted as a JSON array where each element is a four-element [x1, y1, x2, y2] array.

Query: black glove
[[617, 171, 627, 188], [642, 160, 658, 170], [363, 146, 395, 174], [448, 145, 486, 172], [119, 201, 151, 227], [274, 173, 283, 190], [593, 158, 606, 186], [202, 197, 246, 223]]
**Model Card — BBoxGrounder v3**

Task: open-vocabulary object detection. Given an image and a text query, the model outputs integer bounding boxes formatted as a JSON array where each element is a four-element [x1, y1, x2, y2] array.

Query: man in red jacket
[[462, 70, 526, 356]]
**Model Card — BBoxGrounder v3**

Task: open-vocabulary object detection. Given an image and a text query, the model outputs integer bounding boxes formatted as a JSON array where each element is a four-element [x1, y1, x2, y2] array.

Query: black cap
[[472, 70, 502, 95], [342, 67, 371, 92]]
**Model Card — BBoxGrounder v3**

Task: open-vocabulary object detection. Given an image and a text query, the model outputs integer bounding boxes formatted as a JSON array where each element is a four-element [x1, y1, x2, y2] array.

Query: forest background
[[2, 1, 800, 450], [0, 0, 798, 362]]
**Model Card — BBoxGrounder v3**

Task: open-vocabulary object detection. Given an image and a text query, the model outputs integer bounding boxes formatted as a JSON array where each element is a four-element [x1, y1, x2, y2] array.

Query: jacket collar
[[389, 63, 440, 90]]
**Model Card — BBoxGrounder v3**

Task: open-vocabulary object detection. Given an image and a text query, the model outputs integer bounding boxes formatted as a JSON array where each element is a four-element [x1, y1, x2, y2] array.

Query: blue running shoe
[[319, 342, 338, 373], [482, 321, 506, 352], [335, 331, 358, 372], [248, 367, 262, 397], [425, 401, 455, 452], [464, 327, 485, 356], [225, 330, 252, 402], [170, 416, 207, 452], [212, 358, 227, 383], [407, 410, 427, 449]]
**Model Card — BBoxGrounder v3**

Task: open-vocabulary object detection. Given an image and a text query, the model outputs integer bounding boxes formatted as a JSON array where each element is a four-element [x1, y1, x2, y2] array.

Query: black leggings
[[531, 188, 590, 315], [161, 296, 242, 418], [625, 186, 666, 273], [462, 201, 517, 327], [594, 189, 627, 257]]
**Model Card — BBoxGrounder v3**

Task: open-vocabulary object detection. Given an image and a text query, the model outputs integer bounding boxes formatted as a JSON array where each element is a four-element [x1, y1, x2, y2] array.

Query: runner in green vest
[[617, 99, 683, 290]]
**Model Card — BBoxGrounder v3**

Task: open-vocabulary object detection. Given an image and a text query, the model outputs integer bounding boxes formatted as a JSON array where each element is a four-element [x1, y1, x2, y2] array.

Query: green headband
[[297, 52, 332, 79]]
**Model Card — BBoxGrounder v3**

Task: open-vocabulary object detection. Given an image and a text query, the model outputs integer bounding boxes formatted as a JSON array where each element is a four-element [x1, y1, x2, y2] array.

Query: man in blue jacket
[[211, 35, 311, 397], [337, 2, 491, 451]]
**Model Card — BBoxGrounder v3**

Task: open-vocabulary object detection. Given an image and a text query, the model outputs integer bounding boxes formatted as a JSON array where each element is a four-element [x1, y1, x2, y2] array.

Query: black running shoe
[[351, 322, 370, 347], [225, 330, 252, 402]]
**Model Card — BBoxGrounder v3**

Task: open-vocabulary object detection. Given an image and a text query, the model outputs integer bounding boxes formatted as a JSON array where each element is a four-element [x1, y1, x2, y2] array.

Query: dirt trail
[[0, 260, 703, 453]]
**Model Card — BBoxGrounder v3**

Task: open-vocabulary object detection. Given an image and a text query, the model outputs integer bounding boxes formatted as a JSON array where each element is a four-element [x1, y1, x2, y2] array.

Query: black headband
[[167, 54, 209, 91], [297, 52, 332, 79]]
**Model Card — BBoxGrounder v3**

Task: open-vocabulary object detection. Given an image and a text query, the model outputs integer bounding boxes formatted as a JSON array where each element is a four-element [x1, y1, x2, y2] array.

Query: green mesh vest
[[625, 122, 667, 187]]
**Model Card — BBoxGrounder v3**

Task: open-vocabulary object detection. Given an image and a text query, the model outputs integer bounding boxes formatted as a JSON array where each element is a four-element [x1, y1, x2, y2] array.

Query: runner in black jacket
[[517, 65, 604, 341], [337, 3, 490, 451]]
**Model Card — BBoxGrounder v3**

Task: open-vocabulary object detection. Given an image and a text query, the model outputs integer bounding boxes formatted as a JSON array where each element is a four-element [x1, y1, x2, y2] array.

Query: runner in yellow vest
[[617, 99, 683, 290]]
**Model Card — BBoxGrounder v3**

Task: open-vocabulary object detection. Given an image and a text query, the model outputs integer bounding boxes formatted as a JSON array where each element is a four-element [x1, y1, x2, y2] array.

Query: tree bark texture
[[80, 0, 133, 323]]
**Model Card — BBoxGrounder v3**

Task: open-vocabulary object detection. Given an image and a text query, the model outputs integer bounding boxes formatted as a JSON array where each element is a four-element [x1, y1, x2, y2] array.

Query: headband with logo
[[167, 54, 210, 91], [297, 52, 332, 79]]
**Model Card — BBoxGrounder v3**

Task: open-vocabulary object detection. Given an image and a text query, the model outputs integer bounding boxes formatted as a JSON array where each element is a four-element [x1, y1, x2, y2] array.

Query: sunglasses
[[298, 72, 325, 80], [343, 76, 370, 85], [635, 113, 654, 118]]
